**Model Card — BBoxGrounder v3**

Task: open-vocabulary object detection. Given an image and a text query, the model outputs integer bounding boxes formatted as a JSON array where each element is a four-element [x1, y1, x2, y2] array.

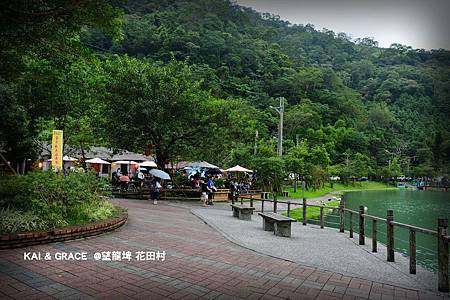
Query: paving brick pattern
[[0, 199, 448, 300]]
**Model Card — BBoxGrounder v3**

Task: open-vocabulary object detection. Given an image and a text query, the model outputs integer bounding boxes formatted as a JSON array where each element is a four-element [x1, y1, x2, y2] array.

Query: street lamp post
[[270, 97, 285, 157]]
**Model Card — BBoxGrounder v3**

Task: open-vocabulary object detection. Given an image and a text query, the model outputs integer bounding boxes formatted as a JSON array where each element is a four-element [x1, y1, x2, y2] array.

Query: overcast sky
[[236, 0, 450, 50]]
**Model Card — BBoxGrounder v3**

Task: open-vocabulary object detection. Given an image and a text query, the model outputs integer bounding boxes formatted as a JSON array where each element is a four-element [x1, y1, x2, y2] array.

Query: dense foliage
[[0, 171, 115, 234], [1, 0, 449, 183]]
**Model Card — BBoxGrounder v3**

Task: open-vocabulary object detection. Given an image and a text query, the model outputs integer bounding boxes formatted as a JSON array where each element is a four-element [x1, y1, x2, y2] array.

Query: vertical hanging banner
[[51, 130, 63, 171]]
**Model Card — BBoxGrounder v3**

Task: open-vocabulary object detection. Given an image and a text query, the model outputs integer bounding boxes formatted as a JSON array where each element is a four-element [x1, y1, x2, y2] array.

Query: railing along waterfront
[[237, 194, 450, 293]]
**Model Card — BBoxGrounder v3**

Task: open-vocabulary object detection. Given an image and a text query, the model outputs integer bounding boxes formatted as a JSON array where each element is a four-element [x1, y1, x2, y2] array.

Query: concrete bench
[[231, 204, 256, 221], [258, 212, 296, 237], [261, 192, 270, 199]]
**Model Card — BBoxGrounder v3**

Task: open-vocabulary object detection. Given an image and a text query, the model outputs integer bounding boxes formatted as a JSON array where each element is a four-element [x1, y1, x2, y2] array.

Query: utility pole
[[254, 130, 258, 155], [270, 97, 285, 157]]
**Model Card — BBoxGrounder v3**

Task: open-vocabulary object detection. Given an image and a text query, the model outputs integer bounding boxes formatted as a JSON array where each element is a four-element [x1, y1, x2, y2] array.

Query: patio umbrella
[[225, 165, 253, 173], [86, 158, 110, 164], [139, 161, 157, 167], [149, 169, 171, 180]]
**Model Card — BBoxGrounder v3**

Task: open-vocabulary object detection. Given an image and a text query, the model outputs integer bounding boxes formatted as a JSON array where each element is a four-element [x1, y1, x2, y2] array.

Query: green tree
[[103, 57, 211, 169]]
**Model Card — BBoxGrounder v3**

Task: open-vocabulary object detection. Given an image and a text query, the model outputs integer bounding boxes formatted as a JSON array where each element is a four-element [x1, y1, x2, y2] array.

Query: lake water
[[337, 189, 450, 272]]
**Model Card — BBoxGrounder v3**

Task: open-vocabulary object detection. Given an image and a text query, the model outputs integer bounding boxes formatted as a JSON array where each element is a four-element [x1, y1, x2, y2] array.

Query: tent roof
[[225, 165, 253, 173], [86, 157, 110, 164], [185, 161, 219, 169], [140, 161, 157, 167], [112, 160, 138, 164]]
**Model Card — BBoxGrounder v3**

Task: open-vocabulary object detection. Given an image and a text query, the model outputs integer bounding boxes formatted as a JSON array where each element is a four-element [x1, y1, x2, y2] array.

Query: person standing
[[200, 179, 209, 207], [150, 177, 161, 205], [207, 176, 216, 205], [137, 170, 145, 187]]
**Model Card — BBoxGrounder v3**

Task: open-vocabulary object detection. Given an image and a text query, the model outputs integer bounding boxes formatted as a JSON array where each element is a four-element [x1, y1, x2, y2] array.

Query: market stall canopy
[[185, 161, 219, 169], [140, 161, 157, 167], [225, 165, 253, 173], [112, 160, 138, 164], [149, 169, 171, 180], [86, 158, 110, 164]]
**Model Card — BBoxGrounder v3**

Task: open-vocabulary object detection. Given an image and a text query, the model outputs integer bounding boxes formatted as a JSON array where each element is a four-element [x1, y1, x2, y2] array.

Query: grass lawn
[[283, 200, 340, 222], [284, 181, 395, 199]]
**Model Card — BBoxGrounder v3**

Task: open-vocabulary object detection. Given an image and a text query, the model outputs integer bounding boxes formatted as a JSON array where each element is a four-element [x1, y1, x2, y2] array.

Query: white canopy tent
[[113, 160, 138, 165], [185, 161, 220, 169], [111, 160, 138, 175], [86, 157, 111, 177], [139, 161, 157, 167], [86, 158, 110, 164], [225, 165, 253, 173]]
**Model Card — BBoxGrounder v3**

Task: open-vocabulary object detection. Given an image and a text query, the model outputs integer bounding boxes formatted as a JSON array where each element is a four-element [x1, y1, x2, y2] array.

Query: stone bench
[[258, 212, 296, 237], [231, 204, 256, 221], [261, 192, 270, 199]]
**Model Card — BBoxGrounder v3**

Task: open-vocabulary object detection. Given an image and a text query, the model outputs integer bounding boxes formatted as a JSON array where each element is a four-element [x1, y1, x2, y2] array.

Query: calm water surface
[[340, 189, 450, 271]]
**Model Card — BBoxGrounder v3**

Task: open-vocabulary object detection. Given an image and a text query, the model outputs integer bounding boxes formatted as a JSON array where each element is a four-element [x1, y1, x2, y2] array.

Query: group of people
[[111, 168, 161, 204], [199, 176, 217, 207]]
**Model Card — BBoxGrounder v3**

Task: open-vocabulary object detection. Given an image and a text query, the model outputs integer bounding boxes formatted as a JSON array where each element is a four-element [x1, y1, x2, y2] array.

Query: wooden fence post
[[261, 199, 264, 212], [287, 201, 291, 217], [273, 198, 277, 213], [339, 202, 344, 233], [349, 212, 353, 238], [409, 229, 416, 274], [320, 207, 324, 229], [438, 218, 449, 292], [387, 209, 395, 262], [372, 219, 377, 252], [359, 206, 365, 245], [302, 198, 307, 225]]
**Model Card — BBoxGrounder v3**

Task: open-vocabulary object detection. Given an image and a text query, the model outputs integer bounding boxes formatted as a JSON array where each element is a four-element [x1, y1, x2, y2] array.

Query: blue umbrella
[[150, 169, 171, 180]]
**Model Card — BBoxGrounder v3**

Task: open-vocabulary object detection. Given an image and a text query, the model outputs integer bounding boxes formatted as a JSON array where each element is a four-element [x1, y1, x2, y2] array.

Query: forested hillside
[[1, 0, 449, 180], [84, 0, 450, 177]]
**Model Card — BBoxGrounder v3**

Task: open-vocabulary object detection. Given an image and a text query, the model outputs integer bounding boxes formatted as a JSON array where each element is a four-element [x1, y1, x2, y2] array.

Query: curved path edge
[[0, 208, 128, 249], [190, 207, 439, 294]]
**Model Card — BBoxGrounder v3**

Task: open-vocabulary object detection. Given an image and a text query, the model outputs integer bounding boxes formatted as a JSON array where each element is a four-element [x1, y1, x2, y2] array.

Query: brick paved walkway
[[0, 199, 448, 300]]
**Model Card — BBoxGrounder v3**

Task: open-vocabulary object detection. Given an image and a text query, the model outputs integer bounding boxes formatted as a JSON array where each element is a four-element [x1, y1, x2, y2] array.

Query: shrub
[[0, 208, 49, 234], [0, 171, 115, 234]]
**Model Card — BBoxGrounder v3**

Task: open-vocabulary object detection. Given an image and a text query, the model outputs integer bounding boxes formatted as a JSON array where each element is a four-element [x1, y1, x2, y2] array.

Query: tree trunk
[[80, 141, 87, 171], [293, 174, 298, 193]]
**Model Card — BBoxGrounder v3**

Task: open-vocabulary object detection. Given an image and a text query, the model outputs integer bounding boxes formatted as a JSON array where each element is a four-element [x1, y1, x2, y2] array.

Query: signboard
[[51, 130, 63, 171]]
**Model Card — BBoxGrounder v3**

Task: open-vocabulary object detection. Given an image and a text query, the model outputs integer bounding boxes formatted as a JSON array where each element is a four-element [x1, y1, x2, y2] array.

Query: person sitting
[[111, 172, 120, 188], [192, 177, 200, 189], [119, 172, 130, 191]]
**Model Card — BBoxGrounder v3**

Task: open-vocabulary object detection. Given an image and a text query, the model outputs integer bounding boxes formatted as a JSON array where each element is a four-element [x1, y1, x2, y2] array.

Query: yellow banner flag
[[51, 130, 63, 171]]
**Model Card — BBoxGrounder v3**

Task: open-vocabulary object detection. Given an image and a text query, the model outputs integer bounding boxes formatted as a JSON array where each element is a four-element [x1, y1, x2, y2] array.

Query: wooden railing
[[236, 194, 450, 292]]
